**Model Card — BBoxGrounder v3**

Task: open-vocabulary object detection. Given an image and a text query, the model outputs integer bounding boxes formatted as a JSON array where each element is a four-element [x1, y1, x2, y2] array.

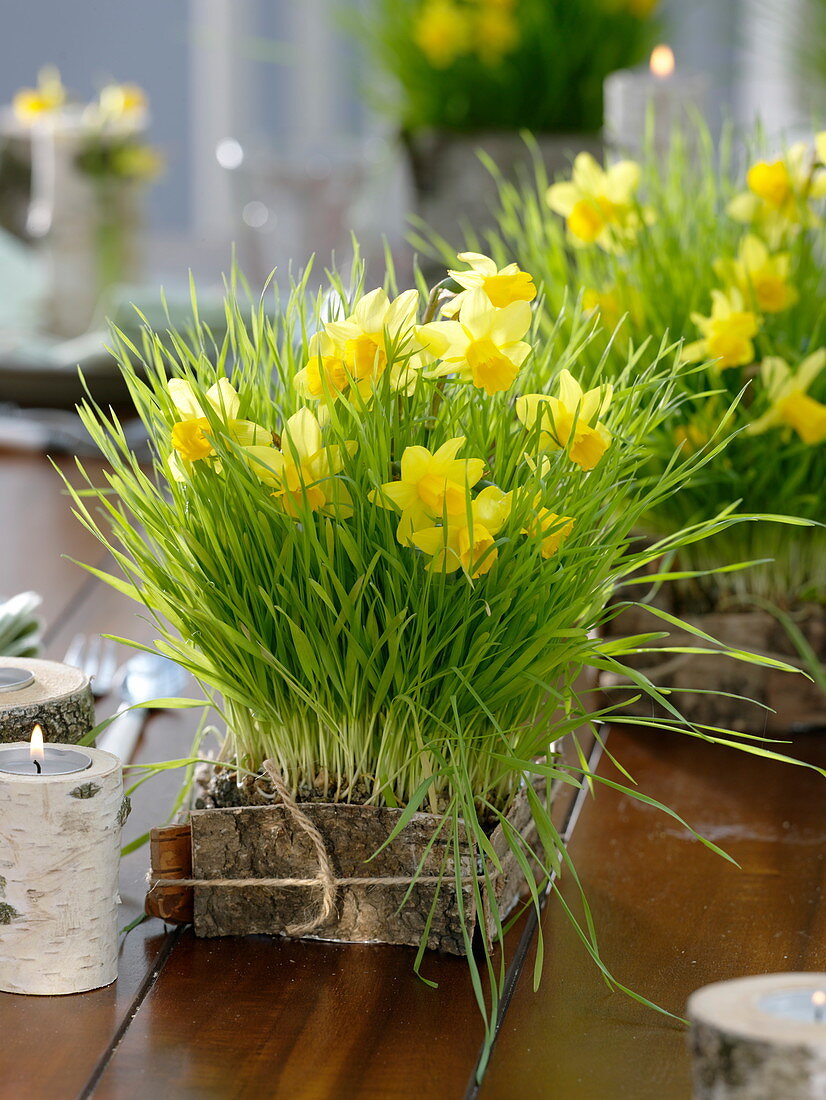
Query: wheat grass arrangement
[[64, 253, 817, 1070]]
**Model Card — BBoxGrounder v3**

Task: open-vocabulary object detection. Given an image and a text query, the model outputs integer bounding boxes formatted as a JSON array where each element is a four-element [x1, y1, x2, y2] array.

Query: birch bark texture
[[688, 974, 826, 1100], [0, 657, 94, 745], [0, 745, 124, 995]]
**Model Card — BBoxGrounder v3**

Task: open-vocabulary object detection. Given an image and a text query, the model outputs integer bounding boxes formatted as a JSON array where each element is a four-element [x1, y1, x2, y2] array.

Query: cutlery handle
[[97, 706, 146, 764]]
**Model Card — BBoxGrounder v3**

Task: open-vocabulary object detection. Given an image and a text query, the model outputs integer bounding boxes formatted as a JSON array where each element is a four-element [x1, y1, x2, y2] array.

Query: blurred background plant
[[0, 591, 42, 658], [358, 0, 658, 135]]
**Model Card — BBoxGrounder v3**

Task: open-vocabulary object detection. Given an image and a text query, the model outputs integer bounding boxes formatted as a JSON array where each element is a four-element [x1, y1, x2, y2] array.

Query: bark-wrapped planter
[[147, 763, 548, 955], [600, 602, 826, 734], [404, 129, 603, 258], [0, 656, 94, 744]]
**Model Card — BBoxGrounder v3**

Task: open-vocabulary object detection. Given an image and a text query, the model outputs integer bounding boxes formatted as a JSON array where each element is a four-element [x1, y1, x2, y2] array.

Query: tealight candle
[[688, 973, 826, 1099], [0, 727, 126, 996], [0, 723, 92, 775], [604, 44, 709, 161]]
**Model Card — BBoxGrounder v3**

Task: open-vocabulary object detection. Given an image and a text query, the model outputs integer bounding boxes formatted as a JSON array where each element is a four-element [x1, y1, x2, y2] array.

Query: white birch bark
[[0, 745, 124, 995]]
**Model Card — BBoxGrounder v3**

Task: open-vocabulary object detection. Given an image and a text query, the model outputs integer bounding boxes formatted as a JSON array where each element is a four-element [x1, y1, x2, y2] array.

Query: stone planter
[[599, 602, 826, 734], [403, 129, 603, 256]]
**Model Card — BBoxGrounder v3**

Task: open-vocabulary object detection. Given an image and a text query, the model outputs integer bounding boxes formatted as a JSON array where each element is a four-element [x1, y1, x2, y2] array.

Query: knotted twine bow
[[146, 760, 485, 936]]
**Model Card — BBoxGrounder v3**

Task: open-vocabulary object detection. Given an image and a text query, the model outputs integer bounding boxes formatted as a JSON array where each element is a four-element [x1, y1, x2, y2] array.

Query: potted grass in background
[[65, 251, 814, 1067], [462, 125, 826, 731], [354, 0, 658, 250]]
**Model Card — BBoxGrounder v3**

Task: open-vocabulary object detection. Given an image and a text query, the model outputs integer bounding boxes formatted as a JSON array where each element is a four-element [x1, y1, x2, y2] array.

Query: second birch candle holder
[[0, 656, 95, 744]]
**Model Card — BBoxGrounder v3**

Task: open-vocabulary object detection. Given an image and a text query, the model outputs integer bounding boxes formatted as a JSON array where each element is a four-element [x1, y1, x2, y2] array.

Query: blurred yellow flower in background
[[816, 132, 826, 165], [371, 437, 485, 542], [673, 421, 709, 454], [582, 283, 643, 332], [414, 0, 472, 67], [516, 369, 612, 471], [443, 252, 536, 317], [246, 408, 355, 517], [98, 82, 147, 122], [713, 236, 798, 314], [747, 351, 826, 445], [13, 67, 66, 122], [682, 289, 760, 370], [420, 288, 532, 394], [410, 485, 512, 577], [474, 2, 520, 66], [728, 144, 826, 244], [546, 153, 652, 252]]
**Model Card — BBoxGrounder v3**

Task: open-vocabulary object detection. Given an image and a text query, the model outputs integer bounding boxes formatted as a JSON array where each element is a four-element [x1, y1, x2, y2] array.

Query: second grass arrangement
[[452, 126, 826, 728], [65, 251, 819, 1070]]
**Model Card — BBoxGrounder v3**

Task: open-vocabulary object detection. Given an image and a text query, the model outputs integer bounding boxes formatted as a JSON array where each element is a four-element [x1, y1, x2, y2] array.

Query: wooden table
[[1, 452, 824, 1100]]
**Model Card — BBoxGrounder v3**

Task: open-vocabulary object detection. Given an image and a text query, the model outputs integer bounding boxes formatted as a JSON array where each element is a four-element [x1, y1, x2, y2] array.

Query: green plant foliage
[[0, 592, 42, 658]]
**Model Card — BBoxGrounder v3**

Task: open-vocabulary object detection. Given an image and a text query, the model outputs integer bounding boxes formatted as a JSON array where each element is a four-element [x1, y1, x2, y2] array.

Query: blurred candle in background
[[604, 44, 709, 160]]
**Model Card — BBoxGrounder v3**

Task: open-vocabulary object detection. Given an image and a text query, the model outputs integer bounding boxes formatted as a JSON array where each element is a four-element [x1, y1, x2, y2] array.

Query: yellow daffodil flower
[[816, 132, 826, 165], [413, 0, 471, 68], [522, 506, 574, 559], [582, 284, 643, 333], [747, 351, 826, 445], [410, 486, 512, 578], [682, 289, 760, 370], [306, 288, 425, 402], [13, 67, 66, 123], [474, 4, 520, 65], [442, 252, 536, 319], [371, 437, 485, 543], [728, 142, 826, 245], [98, 82, 148, 122], [295, 331, 351, 402], [546, 153, 652, 253], [673, 421, 709, 453], [516, 369, 612, 471], [246, 408, 355, 517], [713, 235, 798, 314], [419, 288, 532, 395], [168, 378, 271, 479]]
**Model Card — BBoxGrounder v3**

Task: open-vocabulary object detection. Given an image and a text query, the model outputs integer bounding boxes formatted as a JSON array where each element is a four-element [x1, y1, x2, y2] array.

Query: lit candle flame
[[650, 44, 675, 79], [29, 724, 45, 765]]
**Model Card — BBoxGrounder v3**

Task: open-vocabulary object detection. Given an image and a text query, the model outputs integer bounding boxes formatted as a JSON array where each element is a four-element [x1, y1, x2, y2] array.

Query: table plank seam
[[79, 925, 185, 1100], [463, 736, 606, 1100]]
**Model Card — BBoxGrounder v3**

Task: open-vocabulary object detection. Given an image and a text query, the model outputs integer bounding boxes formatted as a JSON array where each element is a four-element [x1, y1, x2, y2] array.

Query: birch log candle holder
[[688, 973, 826, 1099], [0, 656, 95, 744], [0, 733, 126, 995]]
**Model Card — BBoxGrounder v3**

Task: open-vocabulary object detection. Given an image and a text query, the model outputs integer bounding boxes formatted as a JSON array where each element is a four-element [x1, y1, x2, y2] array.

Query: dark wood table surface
[[1, 452, 824, 1100]]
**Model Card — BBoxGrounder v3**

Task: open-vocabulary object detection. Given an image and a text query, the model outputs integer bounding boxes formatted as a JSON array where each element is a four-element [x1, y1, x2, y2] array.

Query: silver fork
[[63, 634, 120, 700]]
